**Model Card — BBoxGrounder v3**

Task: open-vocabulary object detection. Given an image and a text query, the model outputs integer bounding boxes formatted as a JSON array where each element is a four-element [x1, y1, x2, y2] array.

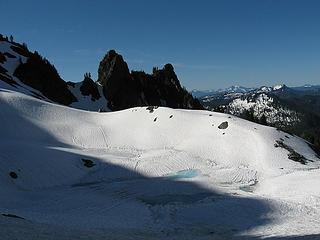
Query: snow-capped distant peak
[[257, 86, 272, 93], [273, 84, 285, 91], [217, 85, 255, 94]]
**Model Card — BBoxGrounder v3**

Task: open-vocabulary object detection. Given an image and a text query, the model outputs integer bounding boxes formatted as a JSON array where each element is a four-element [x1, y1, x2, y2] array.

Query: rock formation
[[98, 50, 203, 111]]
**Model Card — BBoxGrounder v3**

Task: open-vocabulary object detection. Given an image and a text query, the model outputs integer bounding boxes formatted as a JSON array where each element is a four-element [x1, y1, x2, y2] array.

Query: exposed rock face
[[141, 64, 203, 109], [98, 50, 142, 110], [80, 74, 101, 101], [2, 35, 202, 111], [14, 51, 76, 105], [98, 50, 203, 111], [0, 52, 6, 63]]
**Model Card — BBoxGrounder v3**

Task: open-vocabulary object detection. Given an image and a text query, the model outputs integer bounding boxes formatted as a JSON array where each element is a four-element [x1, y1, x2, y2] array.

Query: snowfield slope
[[1, 89, 320, 239], [0, 39, 108, 111]]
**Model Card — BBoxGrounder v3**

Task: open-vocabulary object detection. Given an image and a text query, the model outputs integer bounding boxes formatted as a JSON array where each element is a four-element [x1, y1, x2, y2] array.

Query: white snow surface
[[1, 89, 320, 239], [272, 84, 285, 91]]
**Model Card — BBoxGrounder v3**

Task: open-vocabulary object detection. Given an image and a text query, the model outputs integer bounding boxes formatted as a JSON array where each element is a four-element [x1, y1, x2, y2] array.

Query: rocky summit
[[98, 50, 203, 111]]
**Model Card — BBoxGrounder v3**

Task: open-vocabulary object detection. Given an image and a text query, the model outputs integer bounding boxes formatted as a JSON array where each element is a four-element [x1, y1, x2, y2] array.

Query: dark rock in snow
[[0, 73, 17, 87], [82, 159, 95, 168], [4, 52, 16, 58], [274, 140, 309, 164], [146, 106, 157, 113], [80, 74, 101, 101], [9, 171, 18, 179], [0, 52, 6, 63], [2, 213, 25, 220], [218, 121, 228, 129]]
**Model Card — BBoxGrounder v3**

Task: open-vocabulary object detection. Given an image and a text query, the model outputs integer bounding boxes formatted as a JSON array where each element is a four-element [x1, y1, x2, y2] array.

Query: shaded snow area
[[1, 89, 320, 239], [228, 93, 300, 126]]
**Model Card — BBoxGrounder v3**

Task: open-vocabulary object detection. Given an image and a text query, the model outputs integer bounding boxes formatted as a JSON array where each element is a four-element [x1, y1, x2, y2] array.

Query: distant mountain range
[[192, 84, 320, 98], [192, 85, 256, 98], [198, 84, 320, 149]]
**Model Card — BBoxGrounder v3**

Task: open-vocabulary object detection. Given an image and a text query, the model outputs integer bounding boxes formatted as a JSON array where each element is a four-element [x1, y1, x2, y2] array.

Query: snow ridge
[[0, 89, 320, 239]]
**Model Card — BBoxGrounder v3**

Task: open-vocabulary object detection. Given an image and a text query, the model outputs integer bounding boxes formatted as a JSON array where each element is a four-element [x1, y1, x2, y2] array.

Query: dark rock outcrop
[[9, 171, 18, 179], [82, 159, 96, 168], [0, 64, 7, 74], [80, 73, 101, 101], [0, 52, 6, 63], [140, 64, 203, 109], [218, 121, 228, 129], [98, 50, 142, 110], [98, 50, 203, 111], [0, 60, 18, 87], [2, 36, 203, 111], [10, 45, 31, 58], [14, 51, 77, 105], [1, 213, 25, 220]]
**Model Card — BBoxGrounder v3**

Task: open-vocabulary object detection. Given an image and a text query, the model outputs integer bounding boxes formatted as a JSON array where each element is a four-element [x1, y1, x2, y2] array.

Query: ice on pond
[[166, 169, 200, 179]]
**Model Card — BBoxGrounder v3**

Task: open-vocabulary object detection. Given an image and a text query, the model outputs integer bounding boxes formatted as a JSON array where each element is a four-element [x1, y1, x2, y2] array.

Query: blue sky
[[1, 0, 320, 90]]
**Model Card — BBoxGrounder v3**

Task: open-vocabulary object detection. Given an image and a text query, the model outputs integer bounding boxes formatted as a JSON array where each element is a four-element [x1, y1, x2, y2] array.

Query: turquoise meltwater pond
[[166, 169, 200, 179]]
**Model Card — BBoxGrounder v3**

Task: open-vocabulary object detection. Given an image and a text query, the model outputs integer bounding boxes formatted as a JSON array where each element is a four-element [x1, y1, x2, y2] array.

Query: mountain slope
[[0, 36, 201, 112], [1, 88, 320, 239], [200, 84, 320, 148]]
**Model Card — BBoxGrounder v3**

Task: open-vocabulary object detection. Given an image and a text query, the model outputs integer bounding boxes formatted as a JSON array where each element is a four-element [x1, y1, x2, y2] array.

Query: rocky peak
[[98, 50, 131, 88], [153, 63, 182, 90], [98, 50, 141, 110], [97, 49, 203, 111]]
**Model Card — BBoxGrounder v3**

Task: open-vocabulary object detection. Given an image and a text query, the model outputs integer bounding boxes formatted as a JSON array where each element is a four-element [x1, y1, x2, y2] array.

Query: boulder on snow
[[218, 121, 228, 129], [2, 213, 25, 220], [9, 171, 18, 179], [82, 159, 96, 168]]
